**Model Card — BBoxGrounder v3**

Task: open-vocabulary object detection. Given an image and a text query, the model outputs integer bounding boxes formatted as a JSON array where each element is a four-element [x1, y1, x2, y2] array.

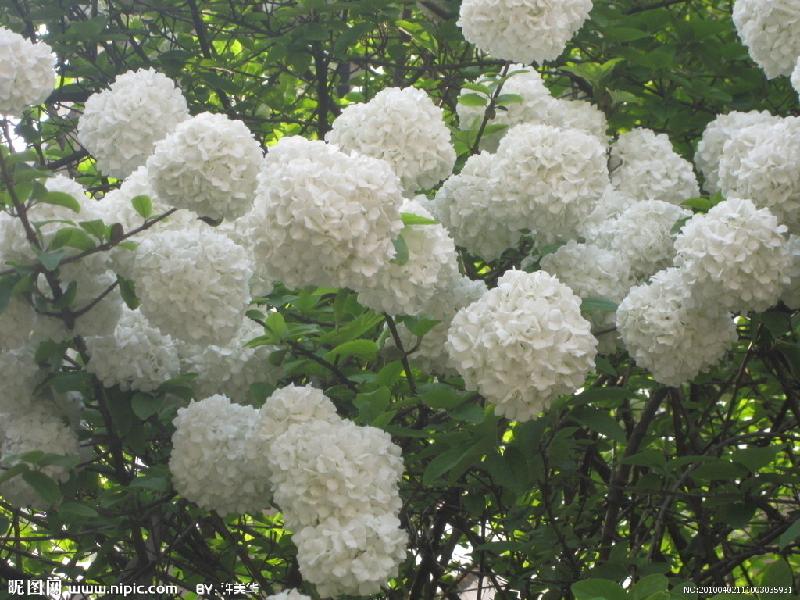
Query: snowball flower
[[292, 514, 408, 598], [169, 395, 272, 515], [85, 308, 180, 392], [540, 241, 634, 303], [385, 320, 455, 376], [131, 228, 253, 345], [0, 297, 37, 351], [253, 137, 403, 290], [578, 186, 638, 241], [458, 0, 593, 64], [617, 268, 737, 386], [432, 152, 523, 261], [492, 123, 608, 243], [355, 197, 459, 316], [325, 87, 456, 193], [251, 384, 340, 450], [447, 270, 597, 421], [675, 197, 791, 312], [0, 346, 43, 416], [695, 111, 779, 194], [733, 0, 800, 78], [267, 591, 311, 600], [0, 407, 80, 508], [146, 112, 263, 220], [178, 318, 280, 402], [610, 128, 699, 204], [0, 27, 54, 116], [78, 68, 189, 178], [594, 200, 691, 280], [268, 418, 405, 529]]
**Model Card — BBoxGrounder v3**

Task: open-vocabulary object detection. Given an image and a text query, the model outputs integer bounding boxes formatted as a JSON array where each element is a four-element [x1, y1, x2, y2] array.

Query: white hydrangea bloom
[[254, 137, 403, 290], [675, 197, 791, 312], [292, 513, 408, 598], [268, 418, 405, 529], [131, 228, 253, 346], [77, 68, 189, 178], [432, 152, 523, 261], [355, 198, 459, 316], [0, 407, 80, 508], [0, 297, 37, 351], [252, 384, 340, 448], [549, 98, 608, 142], [421, 273, 489, 322], [447, 270, 597, 421], [266, 590, 311, 600], [457, 0, 593, 64], [146, 112, 263, 221], [540, 241, 634, 303], [96, 165, 172, 232], [169, 395, 272, 515], [594, 200, 691, 280], [781, 235, 800, 309], [617, 268, 737, 386], [325, 87, 456, 193], [733, 0, 800, 78], [386, 320, 455, 376], [179, 318, 280, 402], [718, 116, 800, 232], [610, 128, 700, 204], [0, 28, 54, 116], [85, 308, 180, 392], [792, 56, 800, 98], [579, 186, 637, 241], [492, 123, 608, 244], [695, 111, 778, 194], [0, 346, 43, 416]]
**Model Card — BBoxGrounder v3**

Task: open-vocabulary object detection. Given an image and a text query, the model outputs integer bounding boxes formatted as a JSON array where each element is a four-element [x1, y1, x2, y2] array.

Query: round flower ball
[[0, 296, 37, 351], [457, 0, 593, 64], [131, 227, 253, 346], [85, 307, 181, 392], [355, 197, 459, 316], [0, 27, 54, 116], [695, 111, 779, 194], [292, 513, 408, 599], [593, 200, 691, 281], [610, 128, 699, 204], [733, 0, 800, 78], [169, 395, 272, 515], [578, 186, 638, 241], [617, 268, 737, 386], [447, 270, 597, 421], [432, 152, 523, 261], [146, 112, 263, 221], [253, 137, 403, 290], [0, 346, 43, 416], [675, 197, 791, 312], [267, 591, 311, 600], [492, 123, 609, 244], [325, 87, 456, 193], [78, 68, 189, 178]]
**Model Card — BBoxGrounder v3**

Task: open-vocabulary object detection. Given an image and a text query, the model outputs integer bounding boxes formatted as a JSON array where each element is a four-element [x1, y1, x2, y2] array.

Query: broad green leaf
[[40, 191, 81, 213], [572, 578, 626, 600], [325, 339, 378, 362], [571, 407, 626, 443], [22, 470, 62, 505], [132, 393, 161, 420], [392, 234, 409, 266], [401, 212, 438, 226], [59, 502, 100, 520], [131, 194, 153, 219], [459, 92, 488, 107]]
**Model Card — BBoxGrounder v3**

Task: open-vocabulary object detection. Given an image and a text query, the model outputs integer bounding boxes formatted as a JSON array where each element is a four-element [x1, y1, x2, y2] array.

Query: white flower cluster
[[178, 318, 280, 401], [0, 27, 54, 116], [674, 197, 791, 312], [616, 268, 737, 386], [85, 308, 180, 392], [793, 57, 800, 98], [718, 116, 800, 232], [492, 123, 609, 243], [578, 186, 637, 240], [325, 87, 456, 193], [146, 112, 263, 221], [695, 111, 778, 194], [253, 384, 407, 598], [447, 270, 597, 421], [355, 197, 458, 316], [266, 590, 311, 600], [169, 395, 271, 515], [540, 241, 634, 303], [432, 152, 522, 260], [131, 228, 253, 346], [253, 137, 403, 290], [0, 407, 80, 508], [610, 128, 699, 204], [77, 69, 189, 178], [457, 0, 593, 64], [733, 0, 800, 78], [593, 200, 691, 280], [0, 346, 43, 416]]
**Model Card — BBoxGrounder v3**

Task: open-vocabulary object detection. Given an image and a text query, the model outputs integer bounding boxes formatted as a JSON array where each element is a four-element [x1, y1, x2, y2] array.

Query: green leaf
[[459, 92, 489, 107], [118, 276, 139, 310], [621, 449, 665, 469], [398, 315, 440, 337], [496, 93, 524, 105], [778, 518, 800, 549], [391, 234, 409, 266], [632, 574, 668, 600], [22, 470, 62, 505], [0, 274, 20, 313], [582, 297, 618, 314], [760, 559, 793, 587], [131, 195, 153, 219], [131, 393, 161, 420], [731, 446, 779, 472], [604, 27, 649, 41], [325, 339, 378, 362], [572, 578, 627, 600], [40, 191, 81, 213], [49, 226, 95, 252], [354, 387, 391, 423], [419, 383, 468, 410], [58, 501, 99, 520], [571, 407, 626, 443], [80, 219, 109, 240], [401, 212, 438, 226], [265, 311, 288, 340], [422, 446, 473, 485], [37, 249, 65, 271]]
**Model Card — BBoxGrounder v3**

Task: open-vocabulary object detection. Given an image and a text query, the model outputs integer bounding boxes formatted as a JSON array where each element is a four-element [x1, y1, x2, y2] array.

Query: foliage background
[[0, 0, 798, 598]]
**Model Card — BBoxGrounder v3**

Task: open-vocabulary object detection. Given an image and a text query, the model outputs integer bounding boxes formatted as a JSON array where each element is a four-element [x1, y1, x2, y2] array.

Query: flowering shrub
[[0, 1, 799, 598]]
